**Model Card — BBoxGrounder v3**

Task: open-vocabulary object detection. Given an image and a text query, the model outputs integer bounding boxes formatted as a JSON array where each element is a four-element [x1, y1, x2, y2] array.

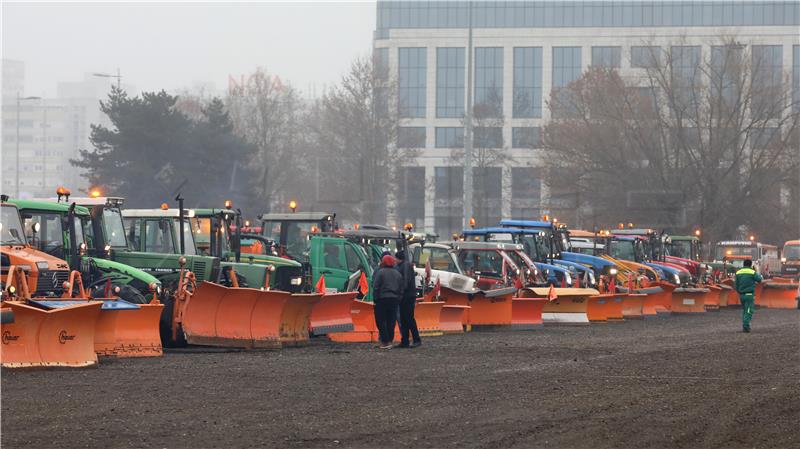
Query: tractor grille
[[192, 260, 207, 281], [33, 270, 70, 297]]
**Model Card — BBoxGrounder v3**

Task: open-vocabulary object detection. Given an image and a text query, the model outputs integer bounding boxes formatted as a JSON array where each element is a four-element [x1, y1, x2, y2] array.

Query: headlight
[[565, 272, 572, 285], [609, 268, 618, 276], [588, 271, 596, 284], [36, 261, 49, 270], [290, 277, 302, 286], [673, 274, 680, 284], [781, 257, 787, 263]]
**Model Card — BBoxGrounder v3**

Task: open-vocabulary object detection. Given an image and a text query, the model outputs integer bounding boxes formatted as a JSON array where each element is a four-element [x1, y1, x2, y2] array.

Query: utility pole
[[15, 93, 41, 197], [41, 101, 47, 194], [463, 0, 474, 229]]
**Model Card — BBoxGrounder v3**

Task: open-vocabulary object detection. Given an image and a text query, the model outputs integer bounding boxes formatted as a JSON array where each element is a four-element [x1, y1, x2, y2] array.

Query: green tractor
[[189, 207, 304, 292], [12, 198, 161, 303]]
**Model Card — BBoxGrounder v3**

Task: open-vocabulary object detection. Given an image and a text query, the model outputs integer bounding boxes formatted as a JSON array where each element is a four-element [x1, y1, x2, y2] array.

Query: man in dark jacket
[[372, 254, 404, 349], [734, 259, 763, 333], [395, 250, 421, 348]]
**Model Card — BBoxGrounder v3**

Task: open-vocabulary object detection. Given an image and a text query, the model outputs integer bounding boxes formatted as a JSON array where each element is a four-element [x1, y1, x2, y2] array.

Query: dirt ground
[[2, 308, 799, 449]]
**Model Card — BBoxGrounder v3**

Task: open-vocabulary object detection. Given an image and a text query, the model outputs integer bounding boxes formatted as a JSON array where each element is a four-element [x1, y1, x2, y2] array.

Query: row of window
[[398, 44, 799, 119], [398, 126, 542, 148], [376, 1, 800, 33]]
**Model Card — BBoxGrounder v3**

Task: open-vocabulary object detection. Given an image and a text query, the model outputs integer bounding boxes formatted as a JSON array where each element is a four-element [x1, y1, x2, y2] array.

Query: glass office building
[[375, 1, 800, 235]]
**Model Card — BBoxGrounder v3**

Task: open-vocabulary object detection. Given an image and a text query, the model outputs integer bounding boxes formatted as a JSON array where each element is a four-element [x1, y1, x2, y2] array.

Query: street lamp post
[[16, 93, 41, 197], [92, 68, 122, 90]]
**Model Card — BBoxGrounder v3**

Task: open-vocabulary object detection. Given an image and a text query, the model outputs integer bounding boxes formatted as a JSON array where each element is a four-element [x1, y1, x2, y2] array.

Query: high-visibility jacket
[[734, 267, 762, 295]]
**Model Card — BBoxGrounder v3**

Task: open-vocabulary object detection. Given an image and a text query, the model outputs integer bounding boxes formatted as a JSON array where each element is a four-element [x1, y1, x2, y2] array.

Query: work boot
[[743, 327, 751, 333], [395, 342, 410, 348], [379, 343, 393, 350], [410, 340, 422, 348]]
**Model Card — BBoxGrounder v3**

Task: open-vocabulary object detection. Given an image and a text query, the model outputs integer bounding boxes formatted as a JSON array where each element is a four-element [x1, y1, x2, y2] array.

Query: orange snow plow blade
[[279, 293, 321, 346], [439, 305, 469, 333], [704, 285, 722, 311], [328, 300, 377, 343], [636, 287, 666, 317], [717, 284, 733, 307], [621, 293, 645, 319], [511, 297, 546, 329], [520, 288, 599, 325], [761, 282, 799, 309], [181, 282, 319, 349], [1, 301, 102, 368], [310, 292, 357, 335], [415, 300, 445, 336], [587, 294, 624, 322], [92, 302, 164, 357], [671, 287, 708, 313], [440, 286, 515, 328]]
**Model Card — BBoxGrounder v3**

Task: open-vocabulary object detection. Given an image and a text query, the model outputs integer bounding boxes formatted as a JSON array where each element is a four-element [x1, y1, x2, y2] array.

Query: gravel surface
[[3, 308, 799, 449]]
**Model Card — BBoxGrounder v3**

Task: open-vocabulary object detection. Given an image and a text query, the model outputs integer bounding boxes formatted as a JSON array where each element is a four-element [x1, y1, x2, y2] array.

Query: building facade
[[374, 1, 800, 237]]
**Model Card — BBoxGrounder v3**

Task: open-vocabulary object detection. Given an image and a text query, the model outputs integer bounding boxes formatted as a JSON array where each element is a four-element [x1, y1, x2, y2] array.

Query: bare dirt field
[[3, 308, 799, 449]]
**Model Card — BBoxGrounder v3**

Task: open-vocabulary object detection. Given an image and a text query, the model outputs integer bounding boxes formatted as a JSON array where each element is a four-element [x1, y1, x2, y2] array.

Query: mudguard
[[1, 301, 102, 368]]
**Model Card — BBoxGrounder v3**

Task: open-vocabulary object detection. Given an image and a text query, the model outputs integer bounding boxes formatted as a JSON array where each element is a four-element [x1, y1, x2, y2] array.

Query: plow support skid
[[1, 301, 102, 368], [279, 293, 321, 346], [94, 303, 164, 357], [415, 301, 445, 336], [521, 288, 599, 325], [511, 297, 546, 329], [587, 294, 624, 322], [310, 292, 357, 335], [621, 294, 645, 319], [761, 282, 799, 309], [671, 288, 708, 313]]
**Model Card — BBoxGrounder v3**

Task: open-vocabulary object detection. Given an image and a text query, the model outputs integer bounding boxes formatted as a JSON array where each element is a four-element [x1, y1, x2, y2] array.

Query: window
[[671, 46, 701, 118], [513, 47, 543, 118], [752, 127, 780, 149], [591, 46, 621, 68], [511, 167, 542, 219], [398, 48, 427, 118], [473, 167, 502, 227], [435, 127, 464, 148], [434, 166, 463, 237], [711, 45, 744, 113], [144, 219, 175, 254], [474, 127, 503, 148], [397, 127, 426, 148], [512, 127, 541, 148], [397, 166, 425, 226], [435, 166, 463, 200], [794, 46, 800, 112], [414, 246, 458, 273], [752, 45, 783, 120], [374, 47, 390, 118], [437, 47, 465, 118], [322, 242, 346, 270], [344, 244, 363, 272], [552, 47, 582, 118], [631, 46, 661, 68], [474, 47, 503, 117]]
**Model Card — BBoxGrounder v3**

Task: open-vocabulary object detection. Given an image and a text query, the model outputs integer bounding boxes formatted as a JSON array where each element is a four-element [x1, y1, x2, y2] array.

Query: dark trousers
[[374, 299, 399, 344], [399, 297, 421, 344]]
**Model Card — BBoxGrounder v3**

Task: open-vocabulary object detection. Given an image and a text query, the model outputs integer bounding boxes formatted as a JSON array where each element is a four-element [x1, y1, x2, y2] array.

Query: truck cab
[[258, 212, 336, 263], [308, 235, 373, 300], [781, 240, 800, 278], [714, 240, 780, 277]]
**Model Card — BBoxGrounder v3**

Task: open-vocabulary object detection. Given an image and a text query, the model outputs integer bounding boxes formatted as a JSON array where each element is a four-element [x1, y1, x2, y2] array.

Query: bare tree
[[542, 37, 799, 243], [226, 68, 306, 213], [306, 55, 408, 225]]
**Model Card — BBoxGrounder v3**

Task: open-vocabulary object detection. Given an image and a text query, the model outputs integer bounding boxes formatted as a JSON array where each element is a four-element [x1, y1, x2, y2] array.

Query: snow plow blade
[[328, 300, 400, 343], [93, 301, 164, 357], [520, 288, 599, 325], [761, 282, 799, 309], [415, 300, 445, 336], [1, 301, 102, 368], [181, 282, 319, 349], [439, 305, 469, 333], [671, 287, 708, 313], [511, 297, 546, 329], [279, 293, 321, 346], [717, 284, 733, 307], [1, 307, 13, 324], [704, 285, 722, 311], [440, 286, 515, 329], [310, 292, 357, 336], [636, 287, 666, 317], [587, 294, 624, 322], [621, 293, 645, 319]]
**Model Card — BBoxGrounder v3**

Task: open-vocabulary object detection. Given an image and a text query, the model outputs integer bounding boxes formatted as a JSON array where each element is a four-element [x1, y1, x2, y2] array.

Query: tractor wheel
[[159, 292, 187, 348]]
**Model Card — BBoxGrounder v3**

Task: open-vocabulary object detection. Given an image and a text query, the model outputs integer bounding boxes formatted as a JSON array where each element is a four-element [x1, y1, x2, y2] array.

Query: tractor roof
[[121, 209, 196, 218], [191, 208, 236, 217], [60, 196, 125, 207], [341, 229, 405, 240], [669, 235, 700, 241], [463, 227, 524, 235], [499, 219, 553, 229], [10, 199, 90, 216], [452, 241, 524, 252], [259, 212, 334, 222]]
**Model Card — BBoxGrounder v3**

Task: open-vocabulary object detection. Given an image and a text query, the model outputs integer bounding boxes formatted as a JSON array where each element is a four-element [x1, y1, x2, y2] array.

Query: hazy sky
[[2, 1, 377, 98]]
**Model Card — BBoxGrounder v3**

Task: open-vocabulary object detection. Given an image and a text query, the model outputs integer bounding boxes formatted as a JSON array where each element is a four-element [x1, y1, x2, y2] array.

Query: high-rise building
[[374, 1, 800, 236]]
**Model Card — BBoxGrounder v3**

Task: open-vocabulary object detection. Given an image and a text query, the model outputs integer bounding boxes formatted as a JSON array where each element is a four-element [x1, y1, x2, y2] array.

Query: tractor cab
[[339, 229, 409, 270], [667, 235, 703, 261], [122, 209, 198, 256], [449, 240, 526, 290], [258, 212, 337, 263]]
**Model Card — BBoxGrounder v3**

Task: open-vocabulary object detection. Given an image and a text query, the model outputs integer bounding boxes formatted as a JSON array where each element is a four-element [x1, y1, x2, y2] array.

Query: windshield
[[784, 245, 800, 260], [609, 240, 643, 261], [103, 208, 129, 248], [458, 250, 507, 277], [1, 205, 27, 245], [715, 245, 756, 260], [519, 233, 550, 261], [284, 222, 315, 260], [414, 246, 461, 273], [261, 220, 282, 242], [22, 212, 65, 257], [174, 220, 197, 256], [669, 240, 693, 259]]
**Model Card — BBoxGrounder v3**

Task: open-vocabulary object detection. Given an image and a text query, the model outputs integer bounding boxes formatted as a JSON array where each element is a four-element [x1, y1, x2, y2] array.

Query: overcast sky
[[2, 1, 377, 98]]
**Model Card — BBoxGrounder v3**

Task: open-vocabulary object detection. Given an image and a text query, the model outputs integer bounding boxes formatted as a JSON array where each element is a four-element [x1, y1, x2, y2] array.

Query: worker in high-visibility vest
[[734, 259, 763, 333]]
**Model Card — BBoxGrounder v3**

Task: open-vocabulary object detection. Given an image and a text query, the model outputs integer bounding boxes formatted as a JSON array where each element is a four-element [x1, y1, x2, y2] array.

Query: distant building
[[374, 1, 800, 236], [1, 60, 111, 197]]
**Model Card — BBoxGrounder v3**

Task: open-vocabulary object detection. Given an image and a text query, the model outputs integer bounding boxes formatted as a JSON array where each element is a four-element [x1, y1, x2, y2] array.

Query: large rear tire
[[159, 292, 187, 348]]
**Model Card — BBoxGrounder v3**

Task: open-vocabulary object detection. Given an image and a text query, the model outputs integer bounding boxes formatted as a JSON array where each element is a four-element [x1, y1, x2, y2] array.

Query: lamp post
[[16, 93, 41, 197], [92, 68, 122, 90]]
